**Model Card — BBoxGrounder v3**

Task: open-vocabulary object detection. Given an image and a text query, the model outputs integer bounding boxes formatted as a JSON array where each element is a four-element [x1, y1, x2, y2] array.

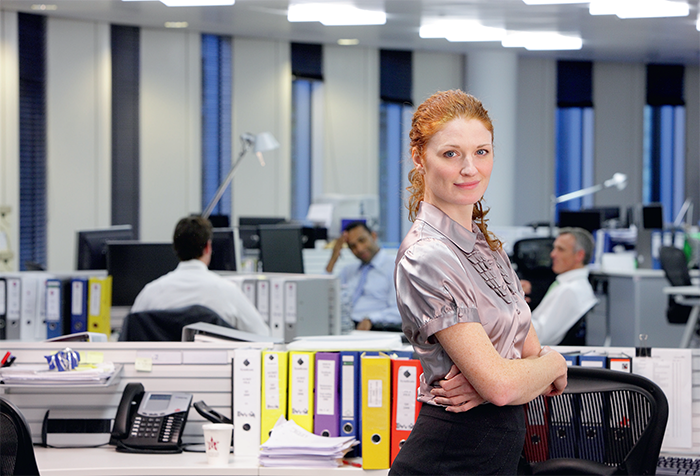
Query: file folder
[[579, 352, 607, 368], [576, 393, 605, 463], [547, 393, 576, 458], [232, 348, 262, 456], [314, 352, 341, 437], [523, 397, 549, 462], [269, 278, 285, 341], [361, 352, 391, 470], [256, 279, 270, 324], [607, 354, 632, 373], [261, 349, 288, 444], [87, 275, 112, 337], [70, 277, 89, 334], [5, 277, 21, 340], [563, 352, 580, 366], [390, 357, 423, 465], [0, 277, 6, 340], [20, 273, 46, 341], [45, 279, 64, 339], [288, 350, 315, 433], [339, 350, 361, 457]]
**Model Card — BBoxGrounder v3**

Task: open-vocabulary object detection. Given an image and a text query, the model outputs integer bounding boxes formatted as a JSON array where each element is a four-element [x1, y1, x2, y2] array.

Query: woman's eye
[[444, 150, 457, 158], [476, 149, 490, 156]]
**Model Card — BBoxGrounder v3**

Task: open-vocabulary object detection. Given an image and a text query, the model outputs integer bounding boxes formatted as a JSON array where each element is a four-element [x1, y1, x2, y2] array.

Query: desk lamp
[[550, 172, 627, 235], [202, 132, 280, 219]]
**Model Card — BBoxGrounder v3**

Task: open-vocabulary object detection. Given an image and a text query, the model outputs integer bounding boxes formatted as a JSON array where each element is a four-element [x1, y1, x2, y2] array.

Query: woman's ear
[[412, 150, 424, 174]]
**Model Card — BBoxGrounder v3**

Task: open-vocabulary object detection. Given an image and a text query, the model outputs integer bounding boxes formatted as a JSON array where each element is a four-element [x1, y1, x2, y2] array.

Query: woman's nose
[[460, 157, 476, 175]]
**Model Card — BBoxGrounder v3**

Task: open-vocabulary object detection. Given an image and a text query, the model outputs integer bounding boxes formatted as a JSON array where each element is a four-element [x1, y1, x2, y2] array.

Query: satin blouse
[[394, 202, 531, 404]]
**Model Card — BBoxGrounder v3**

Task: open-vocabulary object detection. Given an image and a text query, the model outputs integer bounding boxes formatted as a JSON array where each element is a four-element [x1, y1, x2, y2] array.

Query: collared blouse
[[395, 202, 531, 404]]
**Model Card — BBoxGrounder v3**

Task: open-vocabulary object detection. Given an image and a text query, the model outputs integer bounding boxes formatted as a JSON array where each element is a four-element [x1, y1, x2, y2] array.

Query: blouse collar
[[416, 202, 480, 254]]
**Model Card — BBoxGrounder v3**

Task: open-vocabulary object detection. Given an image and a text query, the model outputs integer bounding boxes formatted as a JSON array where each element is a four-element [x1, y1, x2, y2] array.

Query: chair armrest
[[530, 458, 616, 476]]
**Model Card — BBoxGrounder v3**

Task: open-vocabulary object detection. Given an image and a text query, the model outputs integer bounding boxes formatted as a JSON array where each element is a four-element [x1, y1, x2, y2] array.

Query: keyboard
[[657, 456, 700, 475]]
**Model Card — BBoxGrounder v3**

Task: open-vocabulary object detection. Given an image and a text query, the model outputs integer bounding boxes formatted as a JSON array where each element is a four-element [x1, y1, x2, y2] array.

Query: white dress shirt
[[338, 249, 402, 327], [131, 260, 270, 335], [531, 267, 597, 345]]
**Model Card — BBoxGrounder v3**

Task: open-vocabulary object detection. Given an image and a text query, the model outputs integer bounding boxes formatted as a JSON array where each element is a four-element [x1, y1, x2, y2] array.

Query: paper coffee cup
[[203, 423, 233, 465]]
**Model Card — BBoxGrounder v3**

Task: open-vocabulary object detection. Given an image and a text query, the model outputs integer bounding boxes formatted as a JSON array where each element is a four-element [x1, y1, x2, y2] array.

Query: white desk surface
[[663, 285, 700, 296], [33, 446, 388, 475]]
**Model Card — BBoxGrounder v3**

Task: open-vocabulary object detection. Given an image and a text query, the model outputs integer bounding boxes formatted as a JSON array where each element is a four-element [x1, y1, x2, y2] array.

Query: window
[[291, 43, 323, 222], [379, 49, 412, 245], [201, 34, 232, 220], [643, 64, 685, 224], [554, 61, 594, 221], [18, 13, 47, 270]]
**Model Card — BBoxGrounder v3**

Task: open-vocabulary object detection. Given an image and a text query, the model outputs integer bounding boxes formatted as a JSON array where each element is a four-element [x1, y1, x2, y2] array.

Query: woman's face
[[414, 117, 493, 222]]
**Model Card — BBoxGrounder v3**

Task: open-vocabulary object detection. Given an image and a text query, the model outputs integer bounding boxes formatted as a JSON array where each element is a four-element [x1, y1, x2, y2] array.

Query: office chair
[[520, 366, 668, 475], [119, 305, 234, 341], [0, 396, 40, 476], [511, 237, 556, 310], [659, 246, 693, 324]]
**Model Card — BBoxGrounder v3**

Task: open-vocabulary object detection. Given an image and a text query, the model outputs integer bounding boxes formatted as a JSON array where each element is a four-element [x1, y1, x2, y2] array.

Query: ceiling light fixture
[[288, 3, 386, 26], [31, 4, 58, 10], [337, 38, 360, 46], [160, 0, 234, 6], [502, 31, 583, 50], [165, 21, 189, 28], [522, 0, 588, 4], [589, 0, 689, 18], [420, 19, 506, 42]]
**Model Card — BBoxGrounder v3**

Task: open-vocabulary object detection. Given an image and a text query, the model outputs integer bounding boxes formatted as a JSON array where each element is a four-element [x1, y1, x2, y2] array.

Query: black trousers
[[389, 402, 526, 476]]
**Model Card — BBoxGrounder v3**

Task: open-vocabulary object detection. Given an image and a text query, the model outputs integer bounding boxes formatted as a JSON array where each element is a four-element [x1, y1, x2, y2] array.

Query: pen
[[342, 460, 362, 468], [0, 352, 10, 367], [3, 356, 16, 368]]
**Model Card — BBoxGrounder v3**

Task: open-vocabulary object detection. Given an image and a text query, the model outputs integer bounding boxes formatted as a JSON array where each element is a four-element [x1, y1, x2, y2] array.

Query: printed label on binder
[[264, 353, 280, 410], [291, 354, 310, 415], [341, 355, 355, 418], [368, 380, 383, 408], [316, 359, 336, 416], [396, 366, 418, 431]]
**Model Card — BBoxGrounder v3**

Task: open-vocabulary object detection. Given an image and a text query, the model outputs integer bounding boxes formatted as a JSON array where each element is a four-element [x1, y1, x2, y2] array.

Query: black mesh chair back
[[0, 396, 40, 476], [511, 237, 556, 310], [659, 246, 693, 324], [521, 367, 668, 475], [119, 304, 234, 341]]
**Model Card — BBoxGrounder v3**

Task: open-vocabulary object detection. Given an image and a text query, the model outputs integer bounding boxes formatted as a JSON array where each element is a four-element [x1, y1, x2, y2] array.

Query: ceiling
[[2, 0, 700, 64]]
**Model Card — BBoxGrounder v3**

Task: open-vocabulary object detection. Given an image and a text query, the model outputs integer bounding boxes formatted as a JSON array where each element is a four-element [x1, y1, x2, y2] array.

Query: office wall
[[231, 37, 291, 226], [323, 45, 379, 196], [412, 51, 464, 106], [139, 28, 201, 242], [0, 10, 19, 270], [593, 62, 646, 211], [46, 18, 112, 271], [515, 57, 557, 227]]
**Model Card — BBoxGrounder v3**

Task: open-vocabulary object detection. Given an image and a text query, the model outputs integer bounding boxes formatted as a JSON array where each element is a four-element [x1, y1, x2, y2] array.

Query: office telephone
[[110, 382, 193, 453]]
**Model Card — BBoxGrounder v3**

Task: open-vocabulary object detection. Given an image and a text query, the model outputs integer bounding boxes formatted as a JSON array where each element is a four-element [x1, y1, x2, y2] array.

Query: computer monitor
[[106, 241, 180, 307], [209, 228, 238, 271], [557, 209, 603, 233], [75, 225, 134, 270], [258, 224, 305, 274], [642, 203, 664, 229], [238, 216, 286, 227]]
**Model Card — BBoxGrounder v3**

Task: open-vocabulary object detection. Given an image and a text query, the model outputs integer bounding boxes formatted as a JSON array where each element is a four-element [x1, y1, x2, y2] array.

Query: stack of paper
[[0, 362, 119, 385], [259, 417, 358, 468]]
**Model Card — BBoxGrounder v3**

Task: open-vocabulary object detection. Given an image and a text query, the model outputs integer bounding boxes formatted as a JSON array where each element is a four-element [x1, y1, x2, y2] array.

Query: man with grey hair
[[525, 227, 598, 345]]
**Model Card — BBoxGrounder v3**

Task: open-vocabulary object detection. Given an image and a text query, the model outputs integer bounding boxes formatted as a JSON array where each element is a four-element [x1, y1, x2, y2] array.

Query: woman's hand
[[538, 346, 568, 397], [430, 365, 485, 413]]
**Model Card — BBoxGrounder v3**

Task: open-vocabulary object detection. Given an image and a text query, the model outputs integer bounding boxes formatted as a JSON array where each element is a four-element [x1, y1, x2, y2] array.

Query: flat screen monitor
[[238, 216, 286, 227], [76, 225, 134, 270], [107, 241, 180, 307], [642, 203, 664, 229], [258, 224, 305, 274], [210, 228, 237, 271], [557, 210, 603, 233]]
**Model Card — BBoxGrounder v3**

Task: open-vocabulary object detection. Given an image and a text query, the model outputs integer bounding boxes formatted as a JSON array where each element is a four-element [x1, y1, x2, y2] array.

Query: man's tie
[[351, 264, 371, 307]]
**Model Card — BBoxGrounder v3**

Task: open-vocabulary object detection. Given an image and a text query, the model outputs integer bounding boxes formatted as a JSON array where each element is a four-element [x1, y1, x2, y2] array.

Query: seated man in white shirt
[[522, 227, 598, 345], [131, 216, 270, 336], [325, 221, 401, 332]]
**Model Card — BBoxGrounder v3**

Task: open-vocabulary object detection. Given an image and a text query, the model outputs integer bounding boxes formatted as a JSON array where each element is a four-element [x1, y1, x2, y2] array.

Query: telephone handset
[[111, 382, 193, 454]]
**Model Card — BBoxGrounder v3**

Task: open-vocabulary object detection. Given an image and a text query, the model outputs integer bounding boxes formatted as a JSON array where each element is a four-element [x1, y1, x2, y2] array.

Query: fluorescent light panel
[[288, 3, 386, 25], [420, 19, 506, 42], [589, 0, 689, 18], [522, 0, 587, 4], [502, 31, 583, 50], [160, 0, 234, 5]]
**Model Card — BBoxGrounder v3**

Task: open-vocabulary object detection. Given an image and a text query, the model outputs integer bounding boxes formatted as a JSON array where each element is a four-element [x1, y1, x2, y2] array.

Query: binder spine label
[[291, 354, 310, 415], [264, 353, 280, 410], [368, 380, 383, 408], [396, 366, 418, 431], [341, 356, 355, 418], [284, 282, 297, 324], [46, 282, 61, 322], [71, 281, 84, 315], [316, 360, 336, 416], [0, 280, 5, 315], [89, 282, 102, 316], [7, 278, 20, 319]]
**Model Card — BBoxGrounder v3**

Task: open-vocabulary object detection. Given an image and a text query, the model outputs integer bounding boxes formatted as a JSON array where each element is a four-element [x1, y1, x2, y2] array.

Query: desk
[[33, 446, 387, 475], [662, 286, 700, 348]]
